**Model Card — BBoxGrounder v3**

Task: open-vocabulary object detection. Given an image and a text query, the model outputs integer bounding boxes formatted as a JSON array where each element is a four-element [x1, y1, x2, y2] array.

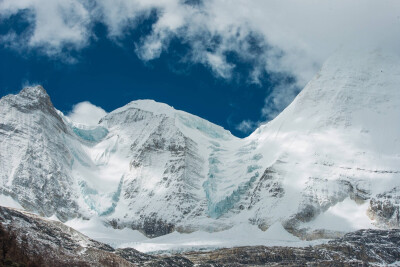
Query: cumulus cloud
[[67, 101, 107, 126], [1, 0, 400, 130], [0, 0, 91, 58]]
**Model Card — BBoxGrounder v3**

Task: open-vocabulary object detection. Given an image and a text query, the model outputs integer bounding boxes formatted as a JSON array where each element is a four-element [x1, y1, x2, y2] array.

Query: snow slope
[[0, 48, 399, 244], [244, 49, 400, 235], [118, 222, 325, 254]]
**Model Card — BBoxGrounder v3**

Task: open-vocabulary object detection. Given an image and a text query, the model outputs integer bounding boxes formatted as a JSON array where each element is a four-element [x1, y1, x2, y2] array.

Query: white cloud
[[3, 0, 398, 82], [0, 0, 91, 58], [67, 101, 107, 126], [2, 0, 400, 126], [261, 82, 301, 121], [235, 120, 259, 135]]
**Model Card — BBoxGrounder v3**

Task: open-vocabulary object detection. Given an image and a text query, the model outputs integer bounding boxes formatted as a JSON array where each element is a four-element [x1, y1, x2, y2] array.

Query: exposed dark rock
[[108, 215, 177, 238], [250, 167, 285, 209], [134, 216, 176, 238], [0, 206, 132, 266], [114, 247, 156, 263], [0, 206, 190, 266], [184, 229, 400, 266], [1, 206, 400, 266], [368, 187, 400, 228]]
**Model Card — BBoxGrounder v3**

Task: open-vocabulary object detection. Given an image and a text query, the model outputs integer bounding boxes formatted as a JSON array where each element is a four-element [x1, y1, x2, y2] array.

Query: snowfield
[[65, 216, 327, 253]]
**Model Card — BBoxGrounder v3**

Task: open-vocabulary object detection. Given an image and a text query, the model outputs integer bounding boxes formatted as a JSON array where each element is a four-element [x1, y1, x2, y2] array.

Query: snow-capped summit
[[2, 85, 62, 120], [1, 49, 399, 240], [19, 85, 48, 100], [118, 99, 177, 117], [101, 98, 234, 141]]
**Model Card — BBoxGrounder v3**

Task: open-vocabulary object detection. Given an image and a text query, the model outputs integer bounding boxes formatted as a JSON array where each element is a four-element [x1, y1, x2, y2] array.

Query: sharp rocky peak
[[2, 85, 56, 114], [18, 85, 54, 107], [19, 85, 49, 100]]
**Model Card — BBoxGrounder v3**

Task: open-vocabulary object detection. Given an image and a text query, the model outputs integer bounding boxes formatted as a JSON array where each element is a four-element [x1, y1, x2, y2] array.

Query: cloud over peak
[[2, 0, 399, 83], [67, 101, 107, 126], [1, 0, 399, 133]]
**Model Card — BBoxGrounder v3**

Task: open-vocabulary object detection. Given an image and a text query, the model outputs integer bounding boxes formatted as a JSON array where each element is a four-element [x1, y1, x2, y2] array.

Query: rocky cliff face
[[1, 205, 400, 266], [0, 49, 400, 239], [185, 228, 400, 266], [0, 206, 192, 266], [369, 187, 400, 228]]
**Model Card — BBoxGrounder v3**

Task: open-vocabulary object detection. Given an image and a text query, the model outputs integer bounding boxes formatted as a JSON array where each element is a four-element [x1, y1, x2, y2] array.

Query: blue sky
[[0, 14, 280, 137], [0, 0, 398, 137]]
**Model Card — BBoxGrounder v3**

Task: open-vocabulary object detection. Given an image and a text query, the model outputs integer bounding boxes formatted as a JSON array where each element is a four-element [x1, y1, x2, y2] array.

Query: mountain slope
[[0, 205, 192, 266], [0, 86, 84, 221], [2, 205, 400, 266], [244, 49, 400, 235], [0, 49, 399, 239]]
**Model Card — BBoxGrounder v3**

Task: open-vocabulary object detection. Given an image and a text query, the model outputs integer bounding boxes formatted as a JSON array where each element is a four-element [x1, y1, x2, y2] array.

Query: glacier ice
[[72, 126, 108, 143]]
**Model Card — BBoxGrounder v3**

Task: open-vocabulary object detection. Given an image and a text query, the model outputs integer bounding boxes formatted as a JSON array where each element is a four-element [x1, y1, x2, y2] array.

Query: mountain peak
[[0, 85, 67, 133], [105, 98, 234, 140], [12, 85, 56, 112], [19, 85, 50, 101], [124, 99, 176, 117]]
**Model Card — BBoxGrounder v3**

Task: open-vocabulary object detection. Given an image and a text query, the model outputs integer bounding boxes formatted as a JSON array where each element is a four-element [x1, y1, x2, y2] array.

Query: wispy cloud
[[1, 0, 400, 130], [261, 82, 301, 121], [235, 119, 259, 135], [235, 81, 301, 135]]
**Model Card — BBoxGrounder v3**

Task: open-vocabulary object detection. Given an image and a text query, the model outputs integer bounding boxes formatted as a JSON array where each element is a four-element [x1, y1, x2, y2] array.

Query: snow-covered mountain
[[0, 49, 399, 239]]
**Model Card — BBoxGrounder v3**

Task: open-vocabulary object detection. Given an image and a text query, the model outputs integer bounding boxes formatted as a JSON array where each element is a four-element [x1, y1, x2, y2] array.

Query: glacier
[[0, 48, 400, 246]]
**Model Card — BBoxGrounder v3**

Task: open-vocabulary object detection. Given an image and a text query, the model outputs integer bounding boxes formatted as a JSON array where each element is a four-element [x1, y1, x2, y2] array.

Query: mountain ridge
[[1, 49, 399, 241]]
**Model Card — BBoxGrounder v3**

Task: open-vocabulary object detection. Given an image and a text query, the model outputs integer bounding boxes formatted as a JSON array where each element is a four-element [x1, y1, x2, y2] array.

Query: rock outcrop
[[0, 206, 192, 266], [368, 187, 400, 228], [2, 205, 400, 266], [184, 229, 400, 266]]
